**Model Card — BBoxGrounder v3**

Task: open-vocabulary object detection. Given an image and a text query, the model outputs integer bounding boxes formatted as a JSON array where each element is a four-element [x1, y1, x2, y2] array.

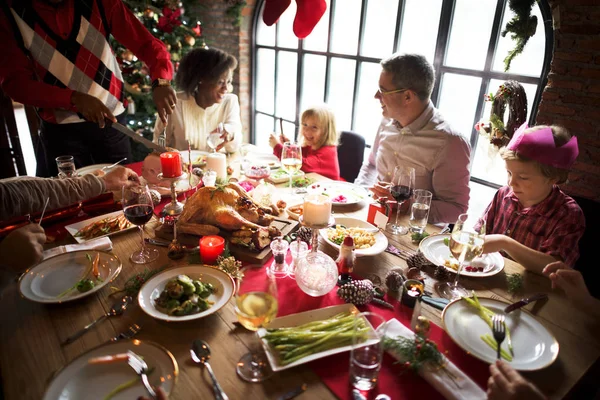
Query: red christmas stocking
[[263, 0, 292, 26], [293, 0, 327, 39]]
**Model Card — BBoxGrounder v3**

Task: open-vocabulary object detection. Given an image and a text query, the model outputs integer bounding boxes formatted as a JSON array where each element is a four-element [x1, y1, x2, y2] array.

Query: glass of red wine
[[386, 165, 415, 235], [122, 184, 159, 264]]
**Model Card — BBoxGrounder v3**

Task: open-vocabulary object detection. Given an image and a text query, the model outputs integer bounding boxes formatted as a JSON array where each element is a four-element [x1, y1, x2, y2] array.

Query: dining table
[[1, 167, 599, 400]]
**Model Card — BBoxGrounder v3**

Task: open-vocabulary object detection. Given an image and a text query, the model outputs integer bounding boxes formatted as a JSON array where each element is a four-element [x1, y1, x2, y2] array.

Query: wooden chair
[[572, 195, 599, 298], [337, 131, 365, 182]]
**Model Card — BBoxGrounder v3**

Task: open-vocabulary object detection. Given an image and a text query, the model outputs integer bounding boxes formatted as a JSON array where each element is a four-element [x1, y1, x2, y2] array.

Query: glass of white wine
[[234, 267, 278, 382], [281, 141, 302, 195], [207, 123, 224, 152], [439, 213, 486, 300]]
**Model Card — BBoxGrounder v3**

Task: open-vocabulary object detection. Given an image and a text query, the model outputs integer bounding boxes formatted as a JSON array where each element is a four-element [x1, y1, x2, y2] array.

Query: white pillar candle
[[303, 194, 332, 225], [206, 153, 227, 180]]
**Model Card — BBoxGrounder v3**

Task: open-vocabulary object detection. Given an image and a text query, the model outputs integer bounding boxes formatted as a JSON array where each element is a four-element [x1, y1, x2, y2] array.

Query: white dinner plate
[[419, 234, 504, 277], [76, 164, 112, 176], [65, 210, 136, 244], [180, 150, 210, 167], [442, 297, 559, 371], [19, 250, 122, 304], [258, 303, 376, 371], [306, 181, 369, 205], [43, 340, 178, 400], [247, 151, 280, 169], [138, 265, 235, 322], [319, 217, 388, 257]]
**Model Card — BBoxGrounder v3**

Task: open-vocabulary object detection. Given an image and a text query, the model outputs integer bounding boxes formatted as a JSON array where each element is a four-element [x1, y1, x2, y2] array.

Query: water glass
[[56, 155, 76, 178], [409, 189, 433, 234], [288, 240, 309, 277], [350, 312, 387, 392], [202, 170, 217, 187]]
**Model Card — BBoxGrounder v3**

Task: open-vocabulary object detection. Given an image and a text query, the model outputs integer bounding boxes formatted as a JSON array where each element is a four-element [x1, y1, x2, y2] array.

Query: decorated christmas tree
[[112, 0, 206, 158]]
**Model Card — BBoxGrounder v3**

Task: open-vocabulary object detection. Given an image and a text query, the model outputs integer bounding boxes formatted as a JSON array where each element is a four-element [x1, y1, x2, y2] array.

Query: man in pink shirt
[[355, 53, 471, 224]]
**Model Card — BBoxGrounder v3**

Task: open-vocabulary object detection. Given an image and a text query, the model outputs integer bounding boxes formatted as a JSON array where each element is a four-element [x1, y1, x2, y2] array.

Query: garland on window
[[226, 0, 247, 27], [502, 0, 538, 72], [475, 81, 528, 148]]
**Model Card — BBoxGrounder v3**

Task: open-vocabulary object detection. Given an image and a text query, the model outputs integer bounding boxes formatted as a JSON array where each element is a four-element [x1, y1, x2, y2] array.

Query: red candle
[[199, 235, 225, 265], [160, 152, 182, 178]]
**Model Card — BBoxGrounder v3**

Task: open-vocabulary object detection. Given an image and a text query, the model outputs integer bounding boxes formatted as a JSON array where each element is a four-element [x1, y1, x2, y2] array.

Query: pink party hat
[[507, 123, 579, 169]]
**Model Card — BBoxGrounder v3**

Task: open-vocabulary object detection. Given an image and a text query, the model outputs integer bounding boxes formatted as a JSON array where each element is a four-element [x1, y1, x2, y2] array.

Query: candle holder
[[401, 279, 424, 309], [298, 215, 335, 253], [158, 172, 188, 216]]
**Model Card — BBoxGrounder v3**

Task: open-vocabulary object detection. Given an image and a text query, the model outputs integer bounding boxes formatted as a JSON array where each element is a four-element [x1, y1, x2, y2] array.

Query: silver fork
[[110, 323, 142, 342], [492, 314, 506, 360], [158, 116, 168, 148], [127, 351, 157, 399]]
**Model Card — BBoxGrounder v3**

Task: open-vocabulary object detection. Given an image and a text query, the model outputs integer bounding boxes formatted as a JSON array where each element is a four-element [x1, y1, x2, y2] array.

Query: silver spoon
[[63, 296, 132, 345], [101, 157, 128, 171], [190, 340, 229, 400]]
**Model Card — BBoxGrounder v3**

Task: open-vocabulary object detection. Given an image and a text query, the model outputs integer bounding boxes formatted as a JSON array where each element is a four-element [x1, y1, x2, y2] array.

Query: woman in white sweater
[[153, 47, 242, 152]]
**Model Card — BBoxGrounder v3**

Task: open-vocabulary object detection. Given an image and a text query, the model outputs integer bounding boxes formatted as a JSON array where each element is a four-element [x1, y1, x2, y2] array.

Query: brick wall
[[199, 0, 600, 201], [537, 0, 600, 201]]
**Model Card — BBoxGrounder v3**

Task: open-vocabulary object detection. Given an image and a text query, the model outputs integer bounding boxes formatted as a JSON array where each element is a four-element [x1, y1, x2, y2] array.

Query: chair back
[[337, 131, 365, 182], [572, 195, 599, 298]]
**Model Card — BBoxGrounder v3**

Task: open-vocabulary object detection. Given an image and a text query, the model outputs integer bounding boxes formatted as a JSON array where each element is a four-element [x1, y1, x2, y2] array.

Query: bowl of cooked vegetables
[[138, 265, 235, 322], [319, 217, 388, 257]]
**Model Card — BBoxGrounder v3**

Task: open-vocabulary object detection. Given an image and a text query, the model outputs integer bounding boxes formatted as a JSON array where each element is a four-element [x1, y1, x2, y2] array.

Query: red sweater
[[0, 0, 173, 111], [273, 144, 340, 181]]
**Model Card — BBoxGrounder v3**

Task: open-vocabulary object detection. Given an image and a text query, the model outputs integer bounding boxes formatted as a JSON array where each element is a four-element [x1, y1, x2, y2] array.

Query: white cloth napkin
[[43, 237, 113, 260], [383, 319, 486, 400]]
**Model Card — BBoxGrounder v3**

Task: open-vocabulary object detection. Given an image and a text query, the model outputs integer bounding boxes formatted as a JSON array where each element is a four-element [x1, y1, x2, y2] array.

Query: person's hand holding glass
[[234, 267, 278, 382], [122, 184, 159, 264], [207, 122, 224, 152], [281, 142, 302, 194], [386, 165, 415, 235], [439, 213, 486, 299]]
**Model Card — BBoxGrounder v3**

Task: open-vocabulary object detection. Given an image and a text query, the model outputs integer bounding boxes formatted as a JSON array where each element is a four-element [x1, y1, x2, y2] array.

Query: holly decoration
[[337, 279, 394, 309]]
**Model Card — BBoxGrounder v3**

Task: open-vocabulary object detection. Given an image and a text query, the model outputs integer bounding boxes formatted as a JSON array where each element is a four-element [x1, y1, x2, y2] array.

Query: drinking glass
[[386, 165, 415, 235], [439, 213, 486, 299], [409, 189, 433, 234], [350, 312, 387, 392], [56, 155, 77, 178], [281, 141, 302, 194], [234, 267, 278, 382], [122, 184, 159, 264], [206, 123, 224, 152]]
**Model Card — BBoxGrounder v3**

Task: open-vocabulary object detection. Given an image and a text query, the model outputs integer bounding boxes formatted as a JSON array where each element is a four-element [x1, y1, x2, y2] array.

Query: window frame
[[250, 0, 554, 190]]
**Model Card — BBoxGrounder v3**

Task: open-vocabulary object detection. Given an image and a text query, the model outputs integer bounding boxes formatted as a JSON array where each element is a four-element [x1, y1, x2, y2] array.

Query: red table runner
[[242, 266, 490, 399]]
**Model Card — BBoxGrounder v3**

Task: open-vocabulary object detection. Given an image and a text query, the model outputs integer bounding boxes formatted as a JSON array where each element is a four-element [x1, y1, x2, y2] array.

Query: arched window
[[251, 0, 553, 189]]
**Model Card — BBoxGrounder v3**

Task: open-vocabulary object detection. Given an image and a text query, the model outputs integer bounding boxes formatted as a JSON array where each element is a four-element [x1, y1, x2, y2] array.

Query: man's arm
[[428, 134, 471, 224]]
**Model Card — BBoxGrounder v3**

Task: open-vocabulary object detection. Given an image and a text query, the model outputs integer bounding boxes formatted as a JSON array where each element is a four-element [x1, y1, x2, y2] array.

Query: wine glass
[[207, 123, 224, 152], [281, 141, 302, 195], [439, 213, 486, 300], [234, 267, 278, 382], [122, 184, 159, 264], [386, 165, 415, 235]]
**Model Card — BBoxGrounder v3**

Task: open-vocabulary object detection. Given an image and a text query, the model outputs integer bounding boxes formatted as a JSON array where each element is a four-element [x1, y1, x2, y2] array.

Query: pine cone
[[407, 252, 434, 270], [148, 189, 161, 205], [434, 265, 450, 281], [385, 270, 405, 292], [295, 227, 313, 244], [337, 280, 374, 306]]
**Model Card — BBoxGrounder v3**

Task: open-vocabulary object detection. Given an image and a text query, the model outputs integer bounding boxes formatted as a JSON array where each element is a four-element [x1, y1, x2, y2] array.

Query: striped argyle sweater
[[5, 0, 125, 124]]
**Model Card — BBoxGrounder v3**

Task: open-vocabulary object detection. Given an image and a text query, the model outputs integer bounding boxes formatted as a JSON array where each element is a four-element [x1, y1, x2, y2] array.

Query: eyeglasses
[[216, 79, 232, 88], [377, 87, 409, 96]]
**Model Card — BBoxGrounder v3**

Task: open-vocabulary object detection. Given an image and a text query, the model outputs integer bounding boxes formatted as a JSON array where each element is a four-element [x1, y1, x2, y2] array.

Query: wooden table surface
[[1, 172, 599, 400]]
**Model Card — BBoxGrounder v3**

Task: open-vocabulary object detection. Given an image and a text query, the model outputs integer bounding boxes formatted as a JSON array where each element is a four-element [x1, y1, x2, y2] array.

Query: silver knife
[[504, 293, 548, 313], [108, 120, 169, 153], [277, 384, 307, 400], [144, 238, 199, 252]]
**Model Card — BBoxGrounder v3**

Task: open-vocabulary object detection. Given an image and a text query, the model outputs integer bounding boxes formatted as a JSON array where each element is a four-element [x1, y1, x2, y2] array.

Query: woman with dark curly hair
[[153, 47, 242, 152]]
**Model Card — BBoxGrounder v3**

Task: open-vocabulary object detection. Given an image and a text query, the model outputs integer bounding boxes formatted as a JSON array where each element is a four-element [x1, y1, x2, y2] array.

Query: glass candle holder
[[203, 170, 217, 187], [199, 235, 225, 265], [401, 279, 424, 308], [288, 239, 309, 277], [295, 251, 338, 297], [268, 237, 289, 278]]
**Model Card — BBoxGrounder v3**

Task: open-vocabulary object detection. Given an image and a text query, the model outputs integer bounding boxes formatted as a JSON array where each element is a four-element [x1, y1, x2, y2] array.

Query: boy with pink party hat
[[478, 123, 585, 274]]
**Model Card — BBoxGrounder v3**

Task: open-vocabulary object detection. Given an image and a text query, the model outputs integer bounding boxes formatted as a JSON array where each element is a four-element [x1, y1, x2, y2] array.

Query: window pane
[[276, 119, 299, 142], [255, 113, 274, 146], [354, 62, 383, 146], [302, 2, 330, 52], [277, 1, 299, 49], [437, 73, 482, 141], [397, 0, 442, 64], [360, 0, 398, 59], [301, 54, 327, 113], [256, 3, 275, 46], [330, 0, 361, 55], [492, 3, 544, 76], [276, 51, 298, 121], [327, 58, 356, 131], [255, 49, 275, 114], [445, 0, 496, 70]]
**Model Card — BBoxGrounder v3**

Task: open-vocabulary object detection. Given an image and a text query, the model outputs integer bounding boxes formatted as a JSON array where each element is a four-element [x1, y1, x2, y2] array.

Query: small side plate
[[65, 210, 136, 244]]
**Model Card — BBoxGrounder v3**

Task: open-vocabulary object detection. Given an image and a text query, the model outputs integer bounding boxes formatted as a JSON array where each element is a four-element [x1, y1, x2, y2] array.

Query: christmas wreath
[[475, 80, 528, 148]]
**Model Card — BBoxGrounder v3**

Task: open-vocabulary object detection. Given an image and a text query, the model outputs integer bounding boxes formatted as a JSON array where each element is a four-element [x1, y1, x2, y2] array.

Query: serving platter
[[306, 182, 369, 205], [76, 164, 112, 176], [65, 210, 136, 244]]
